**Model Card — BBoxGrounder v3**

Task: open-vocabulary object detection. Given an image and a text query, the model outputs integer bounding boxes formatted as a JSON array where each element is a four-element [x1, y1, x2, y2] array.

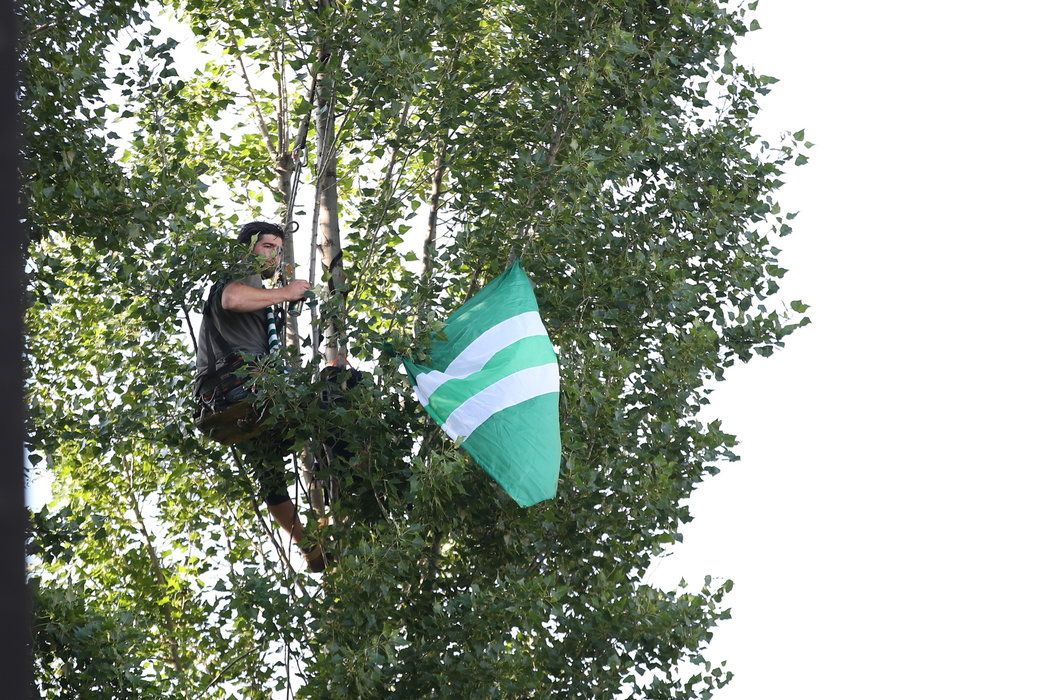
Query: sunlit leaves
[[24, 0, 809, 697]]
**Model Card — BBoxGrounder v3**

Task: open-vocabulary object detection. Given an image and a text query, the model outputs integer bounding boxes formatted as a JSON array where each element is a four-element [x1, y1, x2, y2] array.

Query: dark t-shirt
[[193, 273, 282, 394]]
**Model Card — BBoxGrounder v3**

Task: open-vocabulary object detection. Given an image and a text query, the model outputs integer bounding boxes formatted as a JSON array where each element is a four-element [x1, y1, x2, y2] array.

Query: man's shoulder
[[204, 273, 262, 316], [225, 273, 264, 289], [208, 273, 263, 300]]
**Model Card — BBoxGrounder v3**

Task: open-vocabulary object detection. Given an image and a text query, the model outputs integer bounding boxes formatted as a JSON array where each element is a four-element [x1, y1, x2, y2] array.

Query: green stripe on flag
[[461, 392, 560, 507], [427, 262, 540, 373], [420, 336, 558, 424]]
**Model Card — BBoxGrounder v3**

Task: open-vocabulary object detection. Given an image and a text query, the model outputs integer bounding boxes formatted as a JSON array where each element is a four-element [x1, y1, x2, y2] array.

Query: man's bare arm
[[221, 279, 310, 313]]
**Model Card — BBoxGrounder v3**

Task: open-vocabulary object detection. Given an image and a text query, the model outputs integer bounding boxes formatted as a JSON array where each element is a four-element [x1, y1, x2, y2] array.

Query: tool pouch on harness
[[193, 285, 266, 446], [194, 353, 266, 445]]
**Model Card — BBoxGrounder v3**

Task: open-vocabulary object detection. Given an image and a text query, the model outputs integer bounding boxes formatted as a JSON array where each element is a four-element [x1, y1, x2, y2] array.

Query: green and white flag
[[403, 261, 561, 507]]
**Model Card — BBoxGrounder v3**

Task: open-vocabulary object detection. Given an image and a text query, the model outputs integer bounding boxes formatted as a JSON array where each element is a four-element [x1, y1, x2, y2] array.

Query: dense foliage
[[23, 0, 809, 697]]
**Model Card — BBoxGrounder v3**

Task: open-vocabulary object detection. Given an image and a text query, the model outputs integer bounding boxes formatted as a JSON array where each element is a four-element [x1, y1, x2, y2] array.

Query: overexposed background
[[646, 1, 1050, 698]]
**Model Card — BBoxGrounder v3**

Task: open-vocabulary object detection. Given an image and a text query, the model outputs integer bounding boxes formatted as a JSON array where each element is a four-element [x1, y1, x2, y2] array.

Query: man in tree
[[193, 221, 330, 572]]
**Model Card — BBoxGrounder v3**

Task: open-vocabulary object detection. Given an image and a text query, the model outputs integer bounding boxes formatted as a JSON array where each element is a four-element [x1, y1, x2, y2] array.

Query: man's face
[[252, 233, 283, 275]]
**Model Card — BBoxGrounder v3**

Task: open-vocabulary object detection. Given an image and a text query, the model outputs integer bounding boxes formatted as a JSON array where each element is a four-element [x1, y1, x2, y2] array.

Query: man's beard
[[259, 258, 279, 278]]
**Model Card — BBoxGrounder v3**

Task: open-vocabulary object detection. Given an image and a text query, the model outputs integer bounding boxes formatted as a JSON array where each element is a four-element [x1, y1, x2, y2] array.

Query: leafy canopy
[[23, 0, 809, 697]]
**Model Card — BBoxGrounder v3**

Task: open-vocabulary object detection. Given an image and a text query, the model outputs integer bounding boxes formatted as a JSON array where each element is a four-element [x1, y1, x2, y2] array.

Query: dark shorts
[[236, 430, 295, 506]]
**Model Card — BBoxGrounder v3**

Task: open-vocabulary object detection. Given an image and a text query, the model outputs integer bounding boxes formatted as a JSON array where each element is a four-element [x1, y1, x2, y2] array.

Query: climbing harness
[[192, 284, 274, 445]]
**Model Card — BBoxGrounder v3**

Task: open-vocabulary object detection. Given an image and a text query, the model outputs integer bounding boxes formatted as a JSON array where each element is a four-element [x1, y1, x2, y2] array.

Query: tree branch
[[181, 306, 197, 355], [125, 462, 185, 674], [203, 645, 259, 692], [235, 52, 279, 161], [423, 138, 447, 284]]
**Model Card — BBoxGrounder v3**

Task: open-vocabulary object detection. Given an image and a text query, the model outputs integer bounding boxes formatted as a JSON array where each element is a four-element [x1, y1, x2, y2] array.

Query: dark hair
[[237, 221, 285, 245]]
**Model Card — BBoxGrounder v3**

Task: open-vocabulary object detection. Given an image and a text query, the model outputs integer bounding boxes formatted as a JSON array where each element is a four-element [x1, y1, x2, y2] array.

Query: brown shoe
[[302, 544, 334, 573]]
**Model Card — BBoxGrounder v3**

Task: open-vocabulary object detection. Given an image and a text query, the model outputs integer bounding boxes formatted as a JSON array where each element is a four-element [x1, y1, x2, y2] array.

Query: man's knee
[[263, 488, 291, 507], [251, 453, 292, 507]]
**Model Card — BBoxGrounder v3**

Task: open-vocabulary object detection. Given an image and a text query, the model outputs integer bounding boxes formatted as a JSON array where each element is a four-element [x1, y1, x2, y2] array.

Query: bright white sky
[[644, 1, 1050, 698], [28, 1, 1050, 697]]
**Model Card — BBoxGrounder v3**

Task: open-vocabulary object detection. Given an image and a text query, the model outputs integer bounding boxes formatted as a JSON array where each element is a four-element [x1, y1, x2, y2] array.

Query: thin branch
[[203, 645, 258, 692], [343, 102, 413, 309], [423, 138, 447, 283], [235, 52, 280, 160], [181, 306, 197, 355], [29, 0, 90, 38], [512, 13, 602, 260], [415, 135, 447, 336], [365, 101, 413, 241], [423, 529, 443, 586], [512, 98, 577, 261], [126, 463, 185, 673], [276, 47, 288, 156], [308, 159, 322, 354], [91, 382, 184, 673], [311, 88, 364, 184]]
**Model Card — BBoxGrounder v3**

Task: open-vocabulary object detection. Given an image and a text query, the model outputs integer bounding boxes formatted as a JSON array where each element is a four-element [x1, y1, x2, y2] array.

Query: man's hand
[[282, 279, 311, 302]]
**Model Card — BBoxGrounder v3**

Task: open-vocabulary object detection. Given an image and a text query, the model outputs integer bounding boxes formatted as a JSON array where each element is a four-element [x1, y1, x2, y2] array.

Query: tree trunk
[[315, 9, 346, 369], [304, 0, 344, 516], [276, 150, 302, 351]]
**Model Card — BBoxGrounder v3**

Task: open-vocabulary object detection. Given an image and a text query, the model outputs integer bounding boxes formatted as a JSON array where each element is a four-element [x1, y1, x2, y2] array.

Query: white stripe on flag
[[414, 311, 548, 406], [442, 362, 559, 441]]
